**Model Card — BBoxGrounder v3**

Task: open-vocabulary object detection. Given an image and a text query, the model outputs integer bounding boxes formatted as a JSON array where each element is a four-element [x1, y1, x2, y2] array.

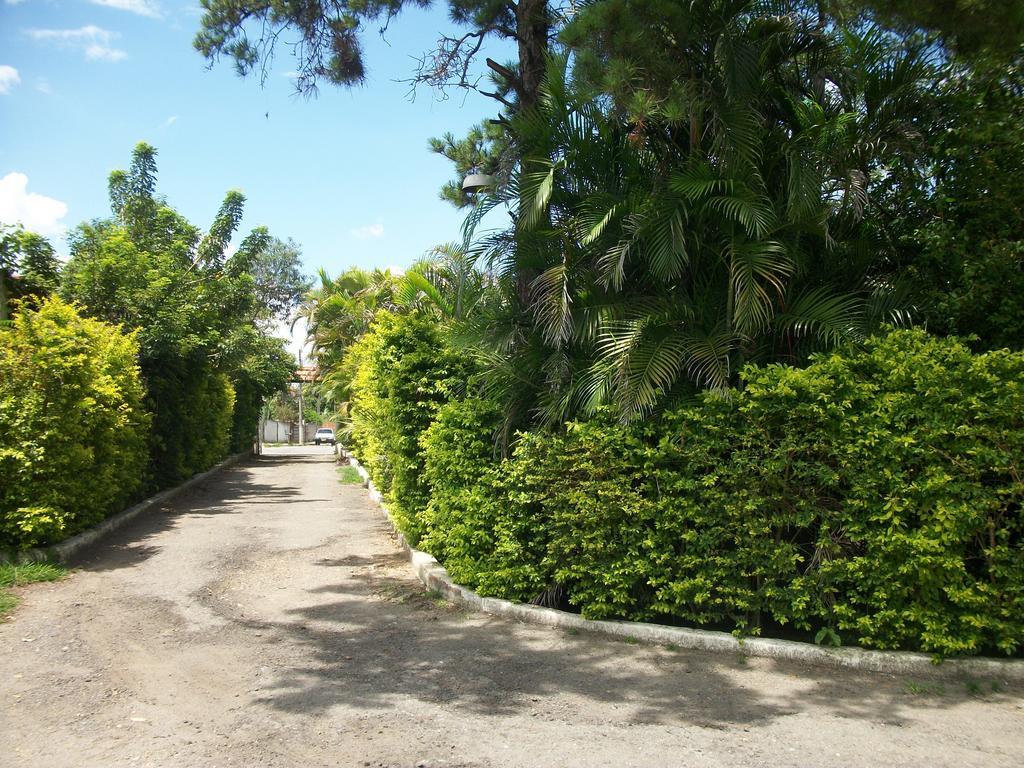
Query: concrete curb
[[344, 453, 1024, 682], [4, 452, 251, 565]]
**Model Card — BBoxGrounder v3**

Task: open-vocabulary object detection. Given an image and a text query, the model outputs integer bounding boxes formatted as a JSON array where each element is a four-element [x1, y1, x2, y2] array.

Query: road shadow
[[72, 457, 305, 572], [238, 530, 1022, 732]]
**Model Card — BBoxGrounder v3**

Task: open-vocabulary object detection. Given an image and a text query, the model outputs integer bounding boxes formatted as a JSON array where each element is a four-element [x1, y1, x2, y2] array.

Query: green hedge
[[419, 330, 1024, 656], [346, 312, 472, 543], [420, 396, 552, 598], [0, 298, 151, 549], [143, 353, 234, 486]]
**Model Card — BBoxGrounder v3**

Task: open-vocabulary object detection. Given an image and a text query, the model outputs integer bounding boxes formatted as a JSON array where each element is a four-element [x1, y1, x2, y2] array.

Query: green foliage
[[469, 20, 931, 428], [61, 143, 297, 487], [0, 298, 150, 549], [267, 386, 321, 425], [420, 396, 550, 599], [230, 230, 310, 320], [347, 311, 473, 543], [853, 0, 1024, 58], [226, 333, 295, 453], [886, 61, 1024, 349], [0, 225, 61, 320], [296, 267, 400, 384], [143, 354, 236, 484], [421, 331, 1024, 656], [429, 121, 513, 207]]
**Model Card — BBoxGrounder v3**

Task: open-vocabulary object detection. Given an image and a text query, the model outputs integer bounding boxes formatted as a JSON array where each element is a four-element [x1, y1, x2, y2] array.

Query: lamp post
[[462, 173, 497, 194], [297, 351, 304, 446]]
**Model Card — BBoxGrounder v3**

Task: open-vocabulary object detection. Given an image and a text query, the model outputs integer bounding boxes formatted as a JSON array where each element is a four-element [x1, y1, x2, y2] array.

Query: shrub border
[[1, 452, 251, 565], [344, 453, 1024, 682]]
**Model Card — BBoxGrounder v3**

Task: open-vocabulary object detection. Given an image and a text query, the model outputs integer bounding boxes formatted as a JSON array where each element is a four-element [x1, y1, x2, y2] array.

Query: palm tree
[[294, 267, 401, 369], [462, 8, 931, 427], [395, 243, 492, 320]]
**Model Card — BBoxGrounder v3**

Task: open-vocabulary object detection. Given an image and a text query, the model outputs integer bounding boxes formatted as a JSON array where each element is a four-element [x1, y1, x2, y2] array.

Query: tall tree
[[461, 4, 934, 429], [62, 143, 298, 484], [231, 231, 311, 323], [0, 225, 61, 320], [194, 0, 555, 110]]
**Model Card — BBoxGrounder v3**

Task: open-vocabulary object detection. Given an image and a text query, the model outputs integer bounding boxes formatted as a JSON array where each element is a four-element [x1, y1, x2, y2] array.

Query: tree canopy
[[61, 142, 301, 484]]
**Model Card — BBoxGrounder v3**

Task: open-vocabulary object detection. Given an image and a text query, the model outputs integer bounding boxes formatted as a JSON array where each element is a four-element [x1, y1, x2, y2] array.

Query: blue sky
[[0, 0, 509, 280]]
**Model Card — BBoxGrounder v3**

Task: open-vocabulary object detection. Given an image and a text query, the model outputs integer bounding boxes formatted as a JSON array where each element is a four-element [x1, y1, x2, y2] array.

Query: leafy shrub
[[422, 330, 1024, 656], [347, 312, 472, 542], [513, 415, 666, 619], [0, 298, 150, 549], [773, 330, 1024, 655], [421, 396, 550, 599], [144, 353, 235, 486], [1, 507, 67, 550]]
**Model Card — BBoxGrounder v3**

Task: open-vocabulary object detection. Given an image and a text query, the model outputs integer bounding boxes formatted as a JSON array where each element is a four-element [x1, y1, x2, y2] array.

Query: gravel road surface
[[2, 445, 1021, 767]]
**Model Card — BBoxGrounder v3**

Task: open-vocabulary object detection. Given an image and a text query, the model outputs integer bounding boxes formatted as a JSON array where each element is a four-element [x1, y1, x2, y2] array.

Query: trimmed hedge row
[[0, 299, 151, 549], [346, 312, 473, 542], [144, 353, 235, 486], [351, 325, 1024, 656]]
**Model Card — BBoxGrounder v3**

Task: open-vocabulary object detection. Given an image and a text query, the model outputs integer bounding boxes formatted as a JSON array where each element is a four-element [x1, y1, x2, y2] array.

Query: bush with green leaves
[[422, 330, 1024, 656], [420, 396, 551, 599], [346, 311, 473, 543], [0, 298, 150, 549], [142, 353, 235, 484]]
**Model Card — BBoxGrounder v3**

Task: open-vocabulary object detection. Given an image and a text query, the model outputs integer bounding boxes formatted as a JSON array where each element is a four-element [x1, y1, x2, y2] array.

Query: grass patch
[[903, 681, 945, 697], [960, 677, 1005, 697], [0, 592, 17, 615], [337, 465, 363, 484], [964, 678, 983, 696], [0, 561, 66, 619], [424, 588, 452, 606], [0, 562, 66, 588]]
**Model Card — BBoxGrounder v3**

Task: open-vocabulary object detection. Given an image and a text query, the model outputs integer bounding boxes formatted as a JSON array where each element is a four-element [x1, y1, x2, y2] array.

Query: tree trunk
[[515, 0, 550, 112], [0, 271, 8, 322], [513, 0, 552, 306]]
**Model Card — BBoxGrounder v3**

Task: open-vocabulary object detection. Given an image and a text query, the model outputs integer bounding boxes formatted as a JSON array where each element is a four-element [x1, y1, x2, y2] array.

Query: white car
[[314, 427, 336, 446]]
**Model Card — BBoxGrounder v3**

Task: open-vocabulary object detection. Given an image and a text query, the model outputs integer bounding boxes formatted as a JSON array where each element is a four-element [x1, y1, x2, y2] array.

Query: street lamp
[[462, 173, 497, 194]]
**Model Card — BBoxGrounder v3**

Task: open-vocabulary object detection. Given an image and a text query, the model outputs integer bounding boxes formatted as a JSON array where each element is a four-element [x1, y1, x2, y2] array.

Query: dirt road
[[2, 446, 1021, 767]]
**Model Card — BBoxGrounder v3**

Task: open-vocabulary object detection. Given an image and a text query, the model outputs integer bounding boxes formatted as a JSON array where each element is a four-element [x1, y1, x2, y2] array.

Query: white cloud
[[35, 79, 52, 95], [161, 115, 178, 128], [5, 0, 28, 5], [26, 26, 128, 63], [0, 65, 20, 95], [0, 172, 69, 240], [351, 221, 385, 240], [89, 0, 162, 18], [85, 44, 127, 62], [27, 26, 109, 42]]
